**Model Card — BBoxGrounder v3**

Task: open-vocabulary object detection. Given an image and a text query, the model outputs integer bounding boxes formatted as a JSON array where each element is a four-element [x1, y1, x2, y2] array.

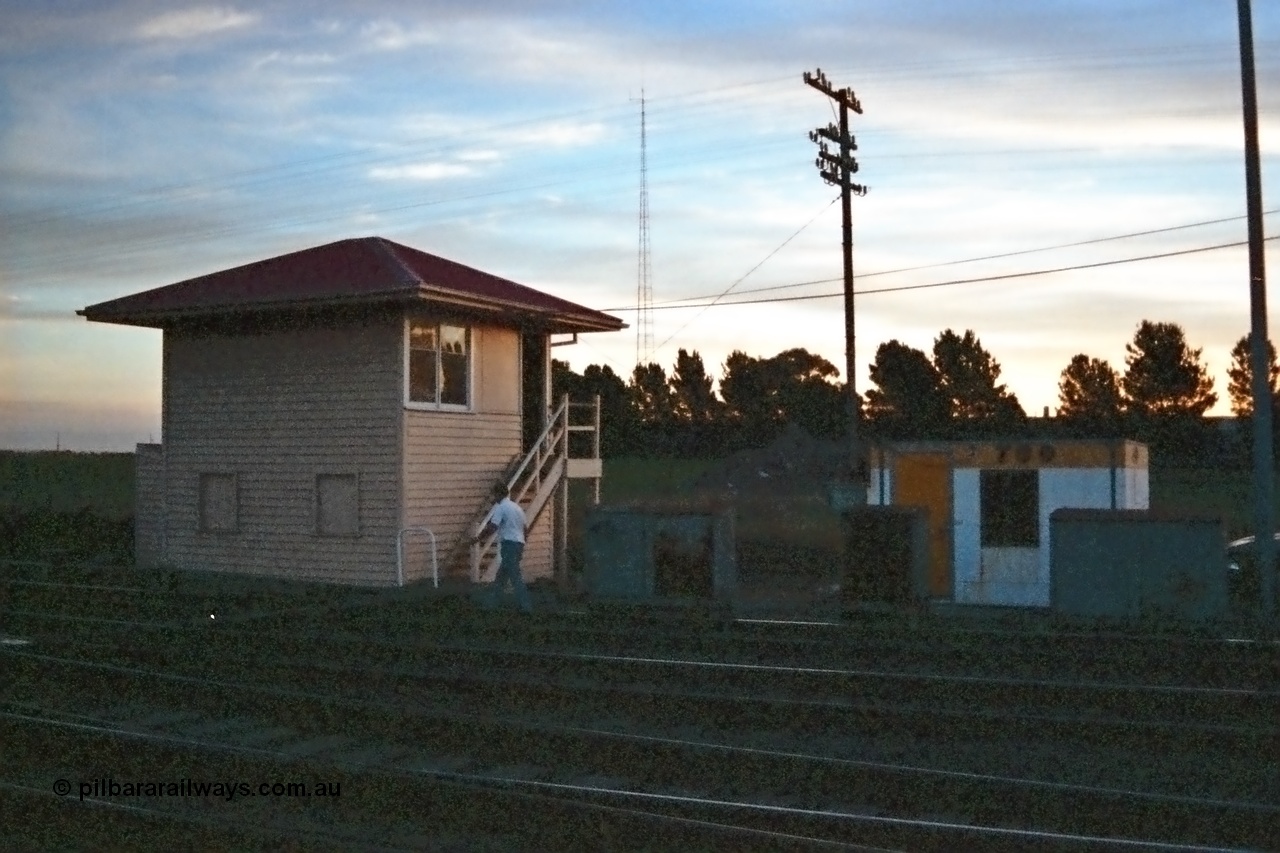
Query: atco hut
[[79, 237, 624, 587], [868, 439, 1149, 607]]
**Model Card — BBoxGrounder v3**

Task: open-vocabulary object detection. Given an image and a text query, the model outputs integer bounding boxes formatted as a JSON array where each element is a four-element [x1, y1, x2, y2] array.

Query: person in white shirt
[[476, 481, 532, 613]]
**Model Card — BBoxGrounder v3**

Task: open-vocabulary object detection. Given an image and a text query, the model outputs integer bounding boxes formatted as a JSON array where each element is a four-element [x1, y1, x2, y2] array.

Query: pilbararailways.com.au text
[[58, 777, 342, 802]]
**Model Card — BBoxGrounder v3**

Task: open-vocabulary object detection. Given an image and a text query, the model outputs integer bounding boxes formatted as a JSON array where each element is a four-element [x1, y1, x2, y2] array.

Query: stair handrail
[[469, 395, 572, 581]]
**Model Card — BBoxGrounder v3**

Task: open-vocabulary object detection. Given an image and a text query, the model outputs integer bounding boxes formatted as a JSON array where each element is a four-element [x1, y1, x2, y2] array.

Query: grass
[[1148, 467, 1280, 538], [0, 450, 134, 519], [4, 450, 1280, 573], [596, 458, 719, 503]]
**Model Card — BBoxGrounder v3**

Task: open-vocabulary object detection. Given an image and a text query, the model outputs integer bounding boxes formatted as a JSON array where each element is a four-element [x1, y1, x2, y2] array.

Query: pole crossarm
[[811, 124, 856, 147], [803, 68, 863, 113]]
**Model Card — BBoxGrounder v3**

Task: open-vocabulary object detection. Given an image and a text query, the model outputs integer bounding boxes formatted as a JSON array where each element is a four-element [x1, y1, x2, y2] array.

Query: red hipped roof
[[78, 237, 625, 334]]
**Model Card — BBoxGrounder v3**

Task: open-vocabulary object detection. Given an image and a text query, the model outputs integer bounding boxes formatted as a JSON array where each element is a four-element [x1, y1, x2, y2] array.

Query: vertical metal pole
[[559, 393, 571, 589], [805, 69, 867, 506], [839, 101, 866, 505], [593, 393, 602, 505], [1238, 0, 1276, 628]]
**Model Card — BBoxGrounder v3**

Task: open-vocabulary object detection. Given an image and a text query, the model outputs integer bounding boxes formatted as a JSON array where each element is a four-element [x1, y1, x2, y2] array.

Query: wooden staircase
[[465, 394, 602, 584]]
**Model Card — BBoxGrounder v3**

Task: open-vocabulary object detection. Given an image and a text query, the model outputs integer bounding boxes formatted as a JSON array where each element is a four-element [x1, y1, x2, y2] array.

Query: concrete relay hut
[[867, 439, 1149, 607], [80, 237, 624, 587]]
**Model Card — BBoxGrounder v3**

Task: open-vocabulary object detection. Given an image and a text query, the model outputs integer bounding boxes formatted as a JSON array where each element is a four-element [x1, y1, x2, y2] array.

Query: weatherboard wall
[[161, 317, 403, 586], [400, 325, 553, 584]]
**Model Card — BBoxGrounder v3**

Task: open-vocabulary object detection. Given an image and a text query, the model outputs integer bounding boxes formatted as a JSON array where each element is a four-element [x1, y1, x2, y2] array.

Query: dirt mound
[[692, 424, 846, 498]]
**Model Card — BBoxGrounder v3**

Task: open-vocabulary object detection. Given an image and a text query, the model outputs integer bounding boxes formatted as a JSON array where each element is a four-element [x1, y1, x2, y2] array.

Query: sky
[[2, 1, 1278, 451]]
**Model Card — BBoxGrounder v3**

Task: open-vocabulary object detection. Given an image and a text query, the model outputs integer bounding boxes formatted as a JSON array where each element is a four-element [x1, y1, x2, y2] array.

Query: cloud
[[458, 150, 502, 163], [135, 6, 259, 41], [251, 50, 338, 71], [368, 162, 474, 181], [360, 19, 439, 51], [524, 121, 609, 148]]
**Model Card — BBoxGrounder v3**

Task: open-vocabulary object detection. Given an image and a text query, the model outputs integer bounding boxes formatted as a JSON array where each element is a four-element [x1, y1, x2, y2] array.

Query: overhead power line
[[650, 195, 838, 355], [631, 236, 1278, 312], [610, 208, 1280, 311]]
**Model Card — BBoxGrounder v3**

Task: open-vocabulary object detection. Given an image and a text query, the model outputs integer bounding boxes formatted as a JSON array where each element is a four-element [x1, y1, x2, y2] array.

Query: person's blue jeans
[[491, 539, 531, 612]]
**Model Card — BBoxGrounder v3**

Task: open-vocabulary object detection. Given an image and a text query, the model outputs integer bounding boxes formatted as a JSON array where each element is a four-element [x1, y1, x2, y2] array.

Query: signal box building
[[868, 439, 1149, 607], [79, 237, 624, 587]]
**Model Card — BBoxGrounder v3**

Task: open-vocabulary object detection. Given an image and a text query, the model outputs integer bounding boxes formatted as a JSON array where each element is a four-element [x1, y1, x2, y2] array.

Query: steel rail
[[7, 649, 1275, 819], [1, 709, 896, 852], [7, 706, 1252, 853], [7, 605, 1275, 700], [420, 771, 1255, 853]]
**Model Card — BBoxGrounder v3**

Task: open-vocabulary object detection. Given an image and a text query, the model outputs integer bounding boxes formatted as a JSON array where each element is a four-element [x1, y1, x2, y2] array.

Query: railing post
[[593, 393, 602, 505], [558, 464, 569, 592], [562, 393, 570, 455], [559, 394, 571, 586]]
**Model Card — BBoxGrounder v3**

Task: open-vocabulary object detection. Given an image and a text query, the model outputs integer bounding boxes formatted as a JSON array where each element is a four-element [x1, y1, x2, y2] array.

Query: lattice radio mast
[[635, 90, 654, 366]]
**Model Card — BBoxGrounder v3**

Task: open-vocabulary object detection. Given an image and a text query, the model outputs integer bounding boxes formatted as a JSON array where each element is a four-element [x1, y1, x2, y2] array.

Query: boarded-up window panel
[[980, 469, 1039, 547], [199, 473, 237, 533], [317, 474, 360, 537]]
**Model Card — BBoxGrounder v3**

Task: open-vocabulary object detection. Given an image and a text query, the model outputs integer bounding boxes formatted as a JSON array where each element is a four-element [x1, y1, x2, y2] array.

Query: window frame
[[404, 318, 473, 411]]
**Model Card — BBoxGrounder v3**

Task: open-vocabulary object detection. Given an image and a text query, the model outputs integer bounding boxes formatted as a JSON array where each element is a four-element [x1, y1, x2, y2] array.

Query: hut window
[[316, 474, 359, 537], [979, 469, 1039, 547], [407, 320, 470, 409], [198, 473, 238, 533]]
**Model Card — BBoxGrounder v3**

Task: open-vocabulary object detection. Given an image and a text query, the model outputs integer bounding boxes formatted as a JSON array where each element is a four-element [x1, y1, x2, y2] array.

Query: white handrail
[[397, 526, 438, 588], [468, 394, 598, 582], [503, 397, 569, 494]]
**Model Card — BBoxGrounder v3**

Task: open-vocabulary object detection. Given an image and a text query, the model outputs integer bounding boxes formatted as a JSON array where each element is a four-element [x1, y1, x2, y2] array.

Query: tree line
[[554, 320, 1280, 464]]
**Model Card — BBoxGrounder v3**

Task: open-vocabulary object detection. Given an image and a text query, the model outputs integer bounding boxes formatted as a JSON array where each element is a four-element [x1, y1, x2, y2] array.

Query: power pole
[[1236, 0, 1276, 631], [805, 68, 868, 502]]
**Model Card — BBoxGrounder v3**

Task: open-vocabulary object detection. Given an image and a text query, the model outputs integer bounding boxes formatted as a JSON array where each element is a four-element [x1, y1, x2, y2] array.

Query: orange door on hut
[[894, 453, 952, 598]]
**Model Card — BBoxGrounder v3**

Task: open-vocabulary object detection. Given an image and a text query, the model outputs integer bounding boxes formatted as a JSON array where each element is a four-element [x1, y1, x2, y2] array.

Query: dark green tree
[[931, 329, 1025, 431], [629, 362, 675, 427], [1226, 333, 1279, 416], [865, 340, 950, 437], [669, 348, 721, 424], [1121, 321, 1216, 419], [584, 363, 637, 456], [720, 348, 844, 444], [771, 348, 845, 439], [1056, 354, 1123, 432], [720, 350, 774, 436], [1120, 321, 1216, 462]]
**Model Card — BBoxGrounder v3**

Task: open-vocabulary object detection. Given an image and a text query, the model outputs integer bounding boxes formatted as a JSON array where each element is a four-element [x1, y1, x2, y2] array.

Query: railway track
[[6, 565, 1276, 689], [4, 563, 1277, 848], [6, 706, 859, 852], [7, 647, 1272, 851], [10, 600, 1277, 746], [7, 630, 1277, 848]]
